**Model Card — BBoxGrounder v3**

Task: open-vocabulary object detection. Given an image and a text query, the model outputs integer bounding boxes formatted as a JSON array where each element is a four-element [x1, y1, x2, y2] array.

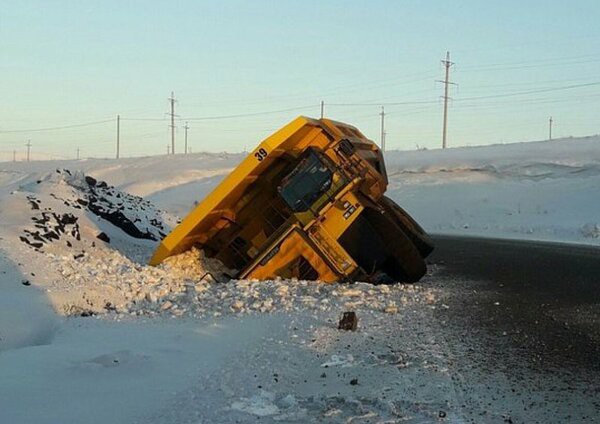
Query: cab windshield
[[278, 150, 333, 213]]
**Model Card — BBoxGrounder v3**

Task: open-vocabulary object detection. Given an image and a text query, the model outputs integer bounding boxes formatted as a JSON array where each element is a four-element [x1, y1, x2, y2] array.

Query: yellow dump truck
[[150, 116, 433, 283]]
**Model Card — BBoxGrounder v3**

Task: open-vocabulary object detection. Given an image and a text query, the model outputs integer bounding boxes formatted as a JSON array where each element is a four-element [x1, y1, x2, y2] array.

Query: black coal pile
[[81, 174, 166, 241], [19, 169, 169, 251]]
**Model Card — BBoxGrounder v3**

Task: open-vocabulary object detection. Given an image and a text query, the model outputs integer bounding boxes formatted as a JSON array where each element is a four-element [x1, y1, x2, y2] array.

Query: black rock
[[349, 378, 358, 385], [85, 176, 97, 187], [42, 230, 60, 241], [19, 236, 43, 249], [61, 213, 78, 225], [96, 232, 111, 243], [338, 311, 358, 331]]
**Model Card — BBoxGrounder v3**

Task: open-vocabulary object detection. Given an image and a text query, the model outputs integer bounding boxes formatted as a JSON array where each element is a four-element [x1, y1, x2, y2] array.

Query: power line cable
[[185, 104, 317, 121], [0, 119, 113, 134], [455, 81, 600, 102]]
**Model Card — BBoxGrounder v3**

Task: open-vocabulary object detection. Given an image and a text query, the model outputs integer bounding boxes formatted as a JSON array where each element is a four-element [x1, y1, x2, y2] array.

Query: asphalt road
[[425, 235, 600, 422]]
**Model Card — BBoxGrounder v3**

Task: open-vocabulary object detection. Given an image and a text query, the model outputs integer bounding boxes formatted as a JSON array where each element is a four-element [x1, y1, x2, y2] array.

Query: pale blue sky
[[1, 0, 599, 159]]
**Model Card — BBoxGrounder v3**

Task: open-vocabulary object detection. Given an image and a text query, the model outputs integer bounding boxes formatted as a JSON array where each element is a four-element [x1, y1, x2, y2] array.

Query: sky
[[1, 0, 599, 160]]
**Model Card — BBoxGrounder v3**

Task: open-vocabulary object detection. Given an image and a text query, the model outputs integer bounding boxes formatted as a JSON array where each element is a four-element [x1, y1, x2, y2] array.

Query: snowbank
[[385, 135, 600, 245]]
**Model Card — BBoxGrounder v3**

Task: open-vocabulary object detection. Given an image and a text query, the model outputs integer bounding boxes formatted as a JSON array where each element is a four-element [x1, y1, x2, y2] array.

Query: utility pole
[[25, 140, 31, 162], [439, 51, 456, 149], [12, 150, 16, 162], [379, 106, 386, 152], [116, 114, 120, 159], [549, 116, 553, 140], [76, 148, 80, 160], [184, 121, 189, 154], [168, 91, 177, 155], [320, 101, 324, 119], [167, 145, 170, 155]]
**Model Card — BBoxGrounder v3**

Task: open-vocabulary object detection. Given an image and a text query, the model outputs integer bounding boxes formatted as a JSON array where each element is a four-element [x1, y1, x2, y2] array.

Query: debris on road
[[338, 311, 358, 331]]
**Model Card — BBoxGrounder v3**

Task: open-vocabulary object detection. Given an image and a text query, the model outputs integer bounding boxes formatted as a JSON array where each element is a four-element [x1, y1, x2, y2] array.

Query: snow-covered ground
[[0, 135, 599, 423], [384, 135, 600, 245]]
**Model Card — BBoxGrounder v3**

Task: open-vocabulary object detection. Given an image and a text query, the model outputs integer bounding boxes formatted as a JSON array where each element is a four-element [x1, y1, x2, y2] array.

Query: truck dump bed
[[150, 116, 433, 283]]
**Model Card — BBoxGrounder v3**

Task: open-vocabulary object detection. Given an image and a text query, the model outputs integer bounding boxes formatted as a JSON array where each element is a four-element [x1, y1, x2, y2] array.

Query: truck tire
[[358, 207, 427, 283], [380, 196, 434, 258]]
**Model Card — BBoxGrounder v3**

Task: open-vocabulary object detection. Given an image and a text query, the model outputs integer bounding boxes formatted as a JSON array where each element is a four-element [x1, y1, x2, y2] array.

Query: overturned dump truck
[[150, 117, 433, 283]]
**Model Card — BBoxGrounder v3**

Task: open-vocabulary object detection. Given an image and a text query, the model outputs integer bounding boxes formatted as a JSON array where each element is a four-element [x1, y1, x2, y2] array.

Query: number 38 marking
[[254, 148, 268, 161]]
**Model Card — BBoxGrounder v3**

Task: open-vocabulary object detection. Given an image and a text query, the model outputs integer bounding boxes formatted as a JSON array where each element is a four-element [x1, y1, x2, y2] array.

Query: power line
[[184, 121, 189, 154], [121, 117, 167, 122], [460, 54, 600, 72], [455, 81, 600, 102], [0, 119, 113, 134], [182, 71, 439, 108], [116, 114, 120, 159], [327, 99, 439, 107], [327, 80, 600, 110], [25, 140, 31, 162], [379, 106, 385, 152], [438, 51, 456, 149], [185, 104, 317, 121], [168, 91, 177, 155]]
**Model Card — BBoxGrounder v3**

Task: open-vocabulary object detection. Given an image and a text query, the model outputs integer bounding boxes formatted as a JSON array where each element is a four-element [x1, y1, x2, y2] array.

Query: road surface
[[426, 235, 600, 422]]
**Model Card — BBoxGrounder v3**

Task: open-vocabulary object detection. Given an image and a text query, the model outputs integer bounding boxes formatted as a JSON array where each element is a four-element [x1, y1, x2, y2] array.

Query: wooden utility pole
[[168, 92, 176, 155], [12, 150, 16, 162], [76, 147, 80, 160], [549, 116, 553, 140], [379, 106, 386, 152], [25, 140, 31, 162], [439, 51, 455, 149], [116, 114, 120, 159], [184, 121, 189, 154], [320, 101, 324, 119]]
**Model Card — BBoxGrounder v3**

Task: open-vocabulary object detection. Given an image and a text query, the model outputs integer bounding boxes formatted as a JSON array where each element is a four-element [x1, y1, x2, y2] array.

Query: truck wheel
[[362, 207, 427, 283], [381, 196, 434, 258]]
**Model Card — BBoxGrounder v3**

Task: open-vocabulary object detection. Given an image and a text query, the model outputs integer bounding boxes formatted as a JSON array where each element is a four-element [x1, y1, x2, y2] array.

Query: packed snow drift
[[385, 135, 600, 245]]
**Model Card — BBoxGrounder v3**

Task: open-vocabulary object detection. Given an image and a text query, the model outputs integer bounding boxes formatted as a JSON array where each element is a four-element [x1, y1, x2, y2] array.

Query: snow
[[0, 135, 599, 422], [0, 315, 277, 424], [384, 135, 600, 245]]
